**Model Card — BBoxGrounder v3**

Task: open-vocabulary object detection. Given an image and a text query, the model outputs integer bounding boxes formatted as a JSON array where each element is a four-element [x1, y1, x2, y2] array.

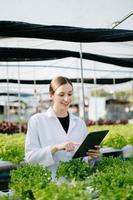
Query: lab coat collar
[[45, 107, 57, 118], [46, 107, 77, 119], [45, 107, 78, 133]]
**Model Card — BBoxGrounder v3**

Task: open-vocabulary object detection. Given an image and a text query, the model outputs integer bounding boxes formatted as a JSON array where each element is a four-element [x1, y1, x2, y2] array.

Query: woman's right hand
[[51, 141, 80, 153]]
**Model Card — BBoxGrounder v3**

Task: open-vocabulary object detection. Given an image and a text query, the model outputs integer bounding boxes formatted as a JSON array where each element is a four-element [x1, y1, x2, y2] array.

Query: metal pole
[[113, 78, 116, 99], [111, 11, 133, 28], [79, 43, 85, 121], [93, 64, 98, 123], [33, 67, 38, 113], [6, 63, 10, 121], [17, 63, 21, 133], [33, 67, 37, 96]]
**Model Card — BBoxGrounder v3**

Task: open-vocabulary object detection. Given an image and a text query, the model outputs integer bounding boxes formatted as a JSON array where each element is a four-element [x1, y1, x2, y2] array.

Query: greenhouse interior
[[0, 0, 133, 199]]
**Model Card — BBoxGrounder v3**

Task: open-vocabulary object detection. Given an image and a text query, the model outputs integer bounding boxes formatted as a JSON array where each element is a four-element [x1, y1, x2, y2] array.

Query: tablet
[[72, 130, 109, 159]]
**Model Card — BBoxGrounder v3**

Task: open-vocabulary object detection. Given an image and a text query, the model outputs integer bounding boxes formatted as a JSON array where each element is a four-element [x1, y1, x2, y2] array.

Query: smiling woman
[[25, 76, 100, 178], [49, 76, 73, 117]]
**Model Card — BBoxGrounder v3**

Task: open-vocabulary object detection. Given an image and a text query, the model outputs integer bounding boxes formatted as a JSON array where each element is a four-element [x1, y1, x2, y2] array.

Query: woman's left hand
[[87, 145, 100, 160]]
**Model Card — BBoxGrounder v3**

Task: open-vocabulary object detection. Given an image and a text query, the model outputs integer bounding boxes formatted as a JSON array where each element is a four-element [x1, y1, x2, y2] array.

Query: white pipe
[[79, 43, 86, 121]]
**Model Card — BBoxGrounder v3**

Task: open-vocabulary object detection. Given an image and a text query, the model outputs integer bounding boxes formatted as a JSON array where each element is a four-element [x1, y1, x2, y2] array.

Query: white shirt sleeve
[[25, 115, 55, 167]]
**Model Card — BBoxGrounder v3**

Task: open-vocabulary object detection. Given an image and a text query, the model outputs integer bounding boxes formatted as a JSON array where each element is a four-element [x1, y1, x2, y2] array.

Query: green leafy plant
[[9, 163, 52, 200], [0, 133, 25, 163], [88, 157, 133, 199], [56, 158, 91, 181], [103, 134, 127, 148], [89, 124, 133, 148], [33, 181, 93, 200]]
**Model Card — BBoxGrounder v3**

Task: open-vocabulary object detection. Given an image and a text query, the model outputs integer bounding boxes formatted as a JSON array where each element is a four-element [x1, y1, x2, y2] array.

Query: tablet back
[[72, 130, 109, 159]]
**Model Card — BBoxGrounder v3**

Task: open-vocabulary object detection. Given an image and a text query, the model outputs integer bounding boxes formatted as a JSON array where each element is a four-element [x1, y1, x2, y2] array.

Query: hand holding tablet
[[87, 145, 101, 160]]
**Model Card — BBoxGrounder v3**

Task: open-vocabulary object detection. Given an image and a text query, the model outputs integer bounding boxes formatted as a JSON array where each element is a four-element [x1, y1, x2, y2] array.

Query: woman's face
[[51, 83, 73, 111]]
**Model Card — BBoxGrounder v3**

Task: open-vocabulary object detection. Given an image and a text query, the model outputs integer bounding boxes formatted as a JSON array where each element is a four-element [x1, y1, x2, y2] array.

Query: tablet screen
[[72, 130, 109, 159]]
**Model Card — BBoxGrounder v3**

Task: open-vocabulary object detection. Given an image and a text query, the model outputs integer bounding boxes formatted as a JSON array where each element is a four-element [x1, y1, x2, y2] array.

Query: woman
[[25, 76, 100, 177]]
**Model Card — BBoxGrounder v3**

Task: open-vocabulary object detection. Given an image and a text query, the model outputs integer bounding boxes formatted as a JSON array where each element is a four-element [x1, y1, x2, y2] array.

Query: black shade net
[[0, 47, 133, 68], [0, 21, 133, 42], [0, 78, 132, 85]]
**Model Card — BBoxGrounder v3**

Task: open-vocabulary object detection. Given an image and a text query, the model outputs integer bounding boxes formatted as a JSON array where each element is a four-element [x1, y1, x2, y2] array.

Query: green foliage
[[0, 124, 133, 164], [91, 89, 112, 97], [9, 163, 52, 200], [89, 124, 133, 148], [0, 133, 25, 163], [88, 157, 133, 199], [33, 181, 93, 200], [90, 89, 133, 103], [56, 158, 91, 181], [0, 196, 10, 200], [6, 155, 133, 200], [1, 125, 133, 199], [115, 90, 133, 102], [103, 134, 127, 148]]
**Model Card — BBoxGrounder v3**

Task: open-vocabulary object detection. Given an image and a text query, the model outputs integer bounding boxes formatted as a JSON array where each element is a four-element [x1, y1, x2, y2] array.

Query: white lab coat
[[25, 107, 88, 177]]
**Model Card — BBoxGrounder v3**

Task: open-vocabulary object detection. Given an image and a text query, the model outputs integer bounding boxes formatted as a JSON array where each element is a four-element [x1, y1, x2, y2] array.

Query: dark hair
[[49, 76, 73, 94]]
